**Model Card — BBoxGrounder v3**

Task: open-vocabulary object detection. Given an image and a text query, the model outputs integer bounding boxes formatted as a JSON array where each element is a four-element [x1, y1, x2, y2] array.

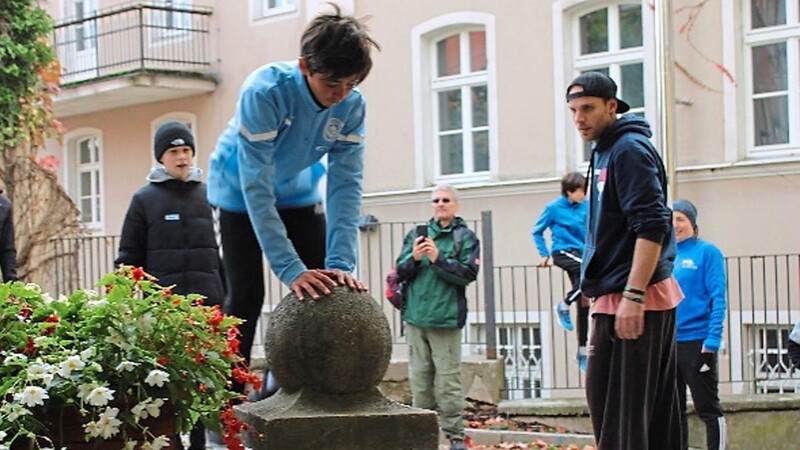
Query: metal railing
[[52, 3, 213, 85], [48, 223, 800, 400]]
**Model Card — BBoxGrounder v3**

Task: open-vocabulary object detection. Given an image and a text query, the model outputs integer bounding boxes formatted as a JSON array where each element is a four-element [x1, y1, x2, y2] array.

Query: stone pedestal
[[236, 286, 439, 450]]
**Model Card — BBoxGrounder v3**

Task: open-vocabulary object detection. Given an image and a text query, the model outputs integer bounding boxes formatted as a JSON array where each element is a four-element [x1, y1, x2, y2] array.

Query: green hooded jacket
[[395, 217, 480, 328]]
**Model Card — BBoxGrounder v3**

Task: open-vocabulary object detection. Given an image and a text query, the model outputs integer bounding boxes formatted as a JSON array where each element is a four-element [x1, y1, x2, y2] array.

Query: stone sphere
[[265, 286, 392, 395]]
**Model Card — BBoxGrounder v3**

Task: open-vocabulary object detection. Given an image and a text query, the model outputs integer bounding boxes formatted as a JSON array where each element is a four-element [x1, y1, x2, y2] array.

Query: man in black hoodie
[[566, 72, 683, 449]]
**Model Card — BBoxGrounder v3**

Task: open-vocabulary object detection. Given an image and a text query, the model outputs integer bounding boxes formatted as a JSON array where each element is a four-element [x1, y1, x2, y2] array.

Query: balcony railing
[[52, 3, 213, 85]]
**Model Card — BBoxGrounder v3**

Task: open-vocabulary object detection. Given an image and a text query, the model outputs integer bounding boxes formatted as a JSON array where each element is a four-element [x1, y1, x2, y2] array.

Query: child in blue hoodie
[[673, 199, 727, 450], [531, 172, 588, 371]]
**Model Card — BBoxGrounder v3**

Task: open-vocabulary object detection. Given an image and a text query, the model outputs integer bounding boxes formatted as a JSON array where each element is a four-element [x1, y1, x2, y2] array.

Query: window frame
[[750, 325, 800, 394], [151, 0, 193, 43], [553, 0, 660, 176], [250, 0, 298, 23], [430, 28, 490, 179], [569, 2, 646, 166], [411, 12, 498, 188], [65, 131, 104, 232], [742, 0, 800, 159]]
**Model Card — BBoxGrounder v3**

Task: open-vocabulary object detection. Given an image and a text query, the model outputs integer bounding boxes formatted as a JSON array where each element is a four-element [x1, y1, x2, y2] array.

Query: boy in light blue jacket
[[531, 172, 588, 371], [207, 4, 378, 398]]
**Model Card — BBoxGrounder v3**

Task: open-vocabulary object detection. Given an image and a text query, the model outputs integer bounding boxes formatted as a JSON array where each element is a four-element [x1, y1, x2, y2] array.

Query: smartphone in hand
[[415, 224, 428, 238]]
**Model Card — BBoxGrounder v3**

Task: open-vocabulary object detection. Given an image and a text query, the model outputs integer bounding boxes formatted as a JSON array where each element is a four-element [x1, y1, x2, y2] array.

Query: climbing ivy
[[0, 0, 61, 151]]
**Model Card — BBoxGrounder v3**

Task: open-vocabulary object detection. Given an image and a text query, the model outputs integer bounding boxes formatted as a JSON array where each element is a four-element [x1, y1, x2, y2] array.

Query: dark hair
[[561, 172, 586, 196], [300, 3, 380, 82]]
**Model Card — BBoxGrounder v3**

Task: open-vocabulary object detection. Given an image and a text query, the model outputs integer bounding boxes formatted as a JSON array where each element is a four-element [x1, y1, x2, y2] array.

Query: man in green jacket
[[395, 184, 480, 450]]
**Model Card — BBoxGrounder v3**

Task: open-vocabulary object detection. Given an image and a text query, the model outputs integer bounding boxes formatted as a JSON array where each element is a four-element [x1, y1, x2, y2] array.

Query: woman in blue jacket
[[673, 200, 727, 450]]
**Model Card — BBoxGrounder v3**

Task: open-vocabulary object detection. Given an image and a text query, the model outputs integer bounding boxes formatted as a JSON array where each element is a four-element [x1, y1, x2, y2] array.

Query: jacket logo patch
[[681, 259, 698, 269], [164, 213, 180, 221], [323, 118, 344, 142]]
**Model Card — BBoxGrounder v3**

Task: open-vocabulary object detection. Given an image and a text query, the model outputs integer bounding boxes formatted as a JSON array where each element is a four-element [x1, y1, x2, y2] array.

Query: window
[[751, 325, 800, 393], [432, 29, 489, 178], [68, 135, 103, 229], [252, 0, 297, 21], [571, 3, 644, 163], [153, 0, 191, 39], [498, 325, 542, 400], [744, 0, 800, 157]]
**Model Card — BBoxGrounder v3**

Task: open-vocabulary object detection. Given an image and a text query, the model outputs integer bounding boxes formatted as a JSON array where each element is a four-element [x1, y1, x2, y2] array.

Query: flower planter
[[10, 403, 178, 450]]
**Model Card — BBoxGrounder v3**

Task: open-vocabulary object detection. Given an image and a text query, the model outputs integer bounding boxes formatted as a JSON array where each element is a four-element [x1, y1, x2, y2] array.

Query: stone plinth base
[[236, 386, 439, 450]]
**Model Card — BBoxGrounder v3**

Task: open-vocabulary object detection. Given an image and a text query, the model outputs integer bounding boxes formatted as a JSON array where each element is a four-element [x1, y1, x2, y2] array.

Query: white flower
[[33, 336, 48, 345], [78, 383, 95, 400], [141, 435, 170, 450], [3, 353, 27, 364], [86, 298, 108, 308], [96, 407, 122, 439], [14, 386, 49, 407], [144, 369, 169, 387], [57, 355, 85, 377], [131, 397, 165, 420], [123, 440, 138, 450], [86, 386, 115, 406], [0, 430, 7, 441], [151, 435, 170, 450], [6, 402, 30, 421], [80, 347, 95, 360], [24, 283, 41, 293], [40, 373, 54, 388], [115, 361, 138, 372], [41, 292, 54, 304], [84, 421, 101, 438], [27, 363, 48, 380]]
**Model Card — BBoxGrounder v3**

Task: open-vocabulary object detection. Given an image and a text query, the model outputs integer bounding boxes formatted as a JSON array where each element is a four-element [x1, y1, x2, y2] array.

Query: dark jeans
[[218, 204, 326, 369], [677, 340, 725, 450], [586, 309, 682, 450], [552, 249, 589, 347]]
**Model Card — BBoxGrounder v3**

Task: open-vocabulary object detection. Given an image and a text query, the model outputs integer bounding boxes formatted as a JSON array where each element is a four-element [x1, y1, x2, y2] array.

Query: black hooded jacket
[[115, 167, 224, 305], [580, 115, 676, 298]]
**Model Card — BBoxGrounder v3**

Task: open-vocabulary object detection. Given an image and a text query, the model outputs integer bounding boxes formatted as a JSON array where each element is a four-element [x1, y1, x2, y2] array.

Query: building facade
[[42, 0, 799, 398]]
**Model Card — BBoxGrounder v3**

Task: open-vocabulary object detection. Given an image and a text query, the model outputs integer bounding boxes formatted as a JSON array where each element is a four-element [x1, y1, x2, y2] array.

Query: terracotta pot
[[10, 403, 178, 450]]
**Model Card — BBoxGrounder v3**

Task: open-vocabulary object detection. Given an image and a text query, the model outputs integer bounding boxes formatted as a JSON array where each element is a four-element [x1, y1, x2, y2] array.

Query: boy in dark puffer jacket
[[116, 120, 224, 450]]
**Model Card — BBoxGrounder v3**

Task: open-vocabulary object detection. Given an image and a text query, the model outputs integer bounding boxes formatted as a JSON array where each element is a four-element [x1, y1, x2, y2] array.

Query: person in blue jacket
[[531, 172, 588, 371], [207, 4, 378, 396], [673, 199, 727, 450]]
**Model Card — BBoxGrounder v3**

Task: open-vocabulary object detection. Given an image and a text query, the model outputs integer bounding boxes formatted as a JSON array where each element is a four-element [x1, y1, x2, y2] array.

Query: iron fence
[[52, 3, 213, 85], [49, 222, 800, 400]]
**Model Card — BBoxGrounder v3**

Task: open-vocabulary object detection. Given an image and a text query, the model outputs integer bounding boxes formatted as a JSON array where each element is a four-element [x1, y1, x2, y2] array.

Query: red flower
[[221, 404, 247, 449], [104, 284, 114, 294], [208, 305, 224, 327], [23, 337, 37, 355], [163, 287, 173, 297], [158, 356, 168, 366], [131, 267, 145, 281], [42, 314, 59, 336], [19, 307, 32, 318]]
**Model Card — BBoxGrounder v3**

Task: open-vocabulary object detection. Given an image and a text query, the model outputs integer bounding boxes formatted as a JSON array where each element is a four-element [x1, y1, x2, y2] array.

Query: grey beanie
[[154, 121, 195, 162], [673, 199, 698, 231]]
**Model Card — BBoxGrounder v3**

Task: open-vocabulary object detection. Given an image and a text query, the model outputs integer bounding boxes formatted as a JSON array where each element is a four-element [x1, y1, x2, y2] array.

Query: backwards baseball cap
[[566, 72, 630, 114]]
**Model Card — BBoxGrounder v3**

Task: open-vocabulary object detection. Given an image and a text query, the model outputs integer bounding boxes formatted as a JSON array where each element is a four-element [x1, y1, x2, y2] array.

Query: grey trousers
[[406, 324, 464, 440]]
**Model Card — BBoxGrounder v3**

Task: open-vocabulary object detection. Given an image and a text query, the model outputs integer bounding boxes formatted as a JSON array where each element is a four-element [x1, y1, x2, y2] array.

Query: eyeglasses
[[431, 198, 452, 204]]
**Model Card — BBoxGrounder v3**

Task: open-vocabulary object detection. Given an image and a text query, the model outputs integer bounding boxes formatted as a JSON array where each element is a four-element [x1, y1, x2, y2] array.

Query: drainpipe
[[654, 0, 677, 200]]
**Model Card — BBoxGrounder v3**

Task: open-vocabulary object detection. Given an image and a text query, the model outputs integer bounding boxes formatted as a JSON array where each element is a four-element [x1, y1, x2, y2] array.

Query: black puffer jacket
[[115, 167, 224, 305], [0, 191, 17, 282]]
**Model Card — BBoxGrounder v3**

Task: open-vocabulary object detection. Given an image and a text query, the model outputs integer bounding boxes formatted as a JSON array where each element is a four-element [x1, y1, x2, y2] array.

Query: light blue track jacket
[[207, 61, 366, 286], [674, 237, 727, 352], [531, 195, 587, 258]]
